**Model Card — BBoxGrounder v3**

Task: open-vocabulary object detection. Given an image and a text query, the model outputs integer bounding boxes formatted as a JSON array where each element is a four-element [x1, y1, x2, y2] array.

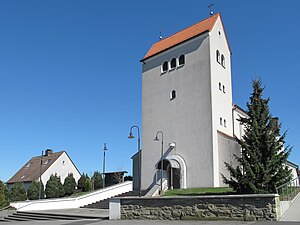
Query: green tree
[[222, 79, 292, 194], [91, 171, 103, 190], [0, 180, 9, 208], [27, 181, 45, 200], [9, 182, 27, 202], [63, 173, 76, 196], [83, 176, 92, 192], [45, 174, 65, 198], [77, 173, 86, 191]]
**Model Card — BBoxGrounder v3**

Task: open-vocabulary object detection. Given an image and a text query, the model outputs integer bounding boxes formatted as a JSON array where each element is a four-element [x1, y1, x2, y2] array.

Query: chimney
[[45, 149, 53, 156]]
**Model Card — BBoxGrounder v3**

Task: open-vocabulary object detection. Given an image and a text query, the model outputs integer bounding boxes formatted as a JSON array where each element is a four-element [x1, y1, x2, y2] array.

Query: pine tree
[[77, 173, 86, 191], [27, 181, 45, 200], [91, 171, 103, 190], [9, 182, 27, 202], [0, 180, 9, 208], [222, 79, 292, 194], [83, 176, 92, 192], [45, 174, 65, 198], [63, 173, 76, 196]]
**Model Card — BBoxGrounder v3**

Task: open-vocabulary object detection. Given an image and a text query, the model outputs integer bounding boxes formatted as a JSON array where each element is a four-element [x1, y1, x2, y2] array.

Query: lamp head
[[128, 132, 135, 139], [154, 136, 159, 141]]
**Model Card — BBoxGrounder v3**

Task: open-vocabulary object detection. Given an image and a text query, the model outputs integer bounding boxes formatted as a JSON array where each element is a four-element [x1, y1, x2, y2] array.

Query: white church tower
[[139, 13, 240, 191]]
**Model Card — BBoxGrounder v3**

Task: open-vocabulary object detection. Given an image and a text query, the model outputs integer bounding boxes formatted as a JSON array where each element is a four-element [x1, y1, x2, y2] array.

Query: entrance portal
[[156, 155, 186, 189]]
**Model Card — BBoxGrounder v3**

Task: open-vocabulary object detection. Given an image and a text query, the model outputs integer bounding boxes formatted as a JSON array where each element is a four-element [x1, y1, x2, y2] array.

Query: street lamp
[[128, 125, 141, 197], [103, 143, 108, 188], [154, 131, 164, 195]]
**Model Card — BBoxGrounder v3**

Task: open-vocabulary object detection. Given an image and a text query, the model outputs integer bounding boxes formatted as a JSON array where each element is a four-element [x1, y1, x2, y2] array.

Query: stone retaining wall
[[117, 194, 280, 221]]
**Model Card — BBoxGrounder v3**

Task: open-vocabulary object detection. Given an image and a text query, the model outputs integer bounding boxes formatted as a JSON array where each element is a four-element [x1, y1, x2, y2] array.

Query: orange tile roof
[[142, 13, 223, 61]]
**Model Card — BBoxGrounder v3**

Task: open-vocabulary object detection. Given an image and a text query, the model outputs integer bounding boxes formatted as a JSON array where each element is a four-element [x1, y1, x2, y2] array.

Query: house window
[[224, 119, 227, 127], [178, 55, 185, 66], [26, 162, 32, 168], [170, 58, 176, 69], [162, 61, 168, 73], [44, 159, 51, 165], [219, 82, 222, 91], [220, 117, 223, 125], [216, 50, 220, 63], [62, 161, 65, 166], [222, 85, 225, 93], [170, 90, 176, 100], [221, 54, 225, 67]]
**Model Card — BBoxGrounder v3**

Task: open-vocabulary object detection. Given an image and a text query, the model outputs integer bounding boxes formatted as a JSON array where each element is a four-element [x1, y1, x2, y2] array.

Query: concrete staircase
[[82, 190, 148, 209], [1, 209, 108, 222]]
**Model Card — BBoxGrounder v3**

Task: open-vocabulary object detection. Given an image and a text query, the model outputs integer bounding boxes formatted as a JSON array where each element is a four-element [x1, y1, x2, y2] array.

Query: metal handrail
[[276, 176, 300, 201]]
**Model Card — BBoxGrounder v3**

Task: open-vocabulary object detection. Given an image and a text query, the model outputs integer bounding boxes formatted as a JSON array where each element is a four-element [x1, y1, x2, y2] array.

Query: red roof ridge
[[141, 13, 221, 61]]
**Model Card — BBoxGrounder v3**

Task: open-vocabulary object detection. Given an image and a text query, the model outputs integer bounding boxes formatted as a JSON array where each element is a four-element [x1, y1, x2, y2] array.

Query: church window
[[170, 58, 176, 69], [216, 50, 220, 63], [219, 82, 222, 91], [222, 85, 225, 93], [220, 117, 223, 125], [170, 90, 176, 100], [162, 61, 168, 73], [221, 54, 225, 67], [224, 119, 227, 127], [179, 55, 185, 66]]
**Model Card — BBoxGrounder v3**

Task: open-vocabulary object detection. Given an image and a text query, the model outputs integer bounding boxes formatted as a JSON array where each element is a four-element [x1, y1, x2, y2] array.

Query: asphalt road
[[2, 220, 300, 225]]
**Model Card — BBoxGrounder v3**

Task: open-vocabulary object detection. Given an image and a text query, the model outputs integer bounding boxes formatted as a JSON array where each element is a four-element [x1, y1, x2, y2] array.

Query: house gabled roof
[[141, 13, 230, 61], [7, 151, 64, 184]]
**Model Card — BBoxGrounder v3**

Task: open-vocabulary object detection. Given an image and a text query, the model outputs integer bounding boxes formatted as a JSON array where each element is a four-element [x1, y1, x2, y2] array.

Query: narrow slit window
[[162, 61, 168, 73], [179, 55, 185, 66], [221, 54, 225, 67], [170, 58, 176, 69], [216, 50, 220, 63], [224, 119, 227, 127], [222, 85, 225, 93], [170, 90, 176, 100], [220, 117, 223, 125], [219, 82, 222, 90]]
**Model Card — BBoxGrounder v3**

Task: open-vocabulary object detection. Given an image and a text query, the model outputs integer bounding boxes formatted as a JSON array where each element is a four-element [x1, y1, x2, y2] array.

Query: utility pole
[[103, 143, 108, 188]]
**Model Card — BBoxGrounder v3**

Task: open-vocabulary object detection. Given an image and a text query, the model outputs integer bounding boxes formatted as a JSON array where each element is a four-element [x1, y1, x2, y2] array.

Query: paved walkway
[[280, 193, 300, 221]]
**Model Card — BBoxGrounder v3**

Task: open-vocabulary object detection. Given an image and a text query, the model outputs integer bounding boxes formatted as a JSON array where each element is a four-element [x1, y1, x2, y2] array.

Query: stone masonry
[[119, 194, 280, 221]]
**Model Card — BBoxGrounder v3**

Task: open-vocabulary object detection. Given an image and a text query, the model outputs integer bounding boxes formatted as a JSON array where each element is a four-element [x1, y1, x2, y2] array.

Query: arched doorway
[[156, 155, 187, 189]]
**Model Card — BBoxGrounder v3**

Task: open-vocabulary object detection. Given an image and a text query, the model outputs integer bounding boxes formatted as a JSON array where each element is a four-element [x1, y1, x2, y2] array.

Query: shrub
[[45, 174, 65, 198], [9, 182, 27, 202], [63, 173, 76, 196]]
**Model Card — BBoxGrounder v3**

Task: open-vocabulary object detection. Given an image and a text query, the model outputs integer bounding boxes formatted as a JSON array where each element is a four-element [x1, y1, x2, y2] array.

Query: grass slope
[[164, 187, 235, 196]]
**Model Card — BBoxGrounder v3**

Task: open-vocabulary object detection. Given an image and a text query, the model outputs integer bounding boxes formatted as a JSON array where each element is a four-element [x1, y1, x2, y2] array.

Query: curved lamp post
[[154, 131, 164, 195], [128, 125, 141, 197]]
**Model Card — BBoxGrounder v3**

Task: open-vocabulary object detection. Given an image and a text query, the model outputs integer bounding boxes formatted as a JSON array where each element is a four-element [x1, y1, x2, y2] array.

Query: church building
[[135, 12, 298, 192]]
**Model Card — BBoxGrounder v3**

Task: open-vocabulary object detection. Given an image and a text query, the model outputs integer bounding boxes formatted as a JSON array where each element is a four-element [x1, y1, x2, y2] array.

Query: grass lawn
[[69, 191, 91, 198], [163, 187, 235, 196]]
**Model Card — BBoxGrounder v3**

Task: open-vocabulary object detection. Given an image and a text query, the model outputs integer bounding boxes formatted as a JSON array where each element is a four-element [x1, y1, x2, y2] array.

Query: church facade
[[137, 13, 297, 191]]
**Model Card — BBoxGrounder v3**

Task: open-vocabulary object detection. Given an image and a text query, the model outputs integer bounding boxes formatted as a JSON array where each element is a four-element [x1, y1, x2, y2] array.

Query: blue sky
[[0, 0, 299, 182]]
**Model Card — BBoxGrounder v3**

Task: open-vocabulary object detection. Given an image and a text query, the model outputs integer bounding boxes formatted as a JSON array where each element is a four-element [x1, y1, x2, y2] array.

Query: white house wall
[[41, 152, 81, 187], [209, 17, 233, 186]]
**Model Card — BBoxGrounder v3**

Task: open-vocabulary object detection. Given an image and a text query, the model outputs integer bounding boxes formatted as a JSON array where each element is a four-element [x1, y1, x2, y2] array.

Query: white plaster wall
[[233, 107, 247, 140], [141, 33, 214, 189], [209, 16, 233, 186], [41, 152, 81, 187], [12, 181, 132, 211]]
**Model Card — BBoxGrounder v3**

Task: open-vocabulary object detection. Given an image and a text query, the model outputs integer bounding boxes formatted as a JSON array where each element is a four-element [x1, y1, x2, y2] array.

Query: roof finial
[[208, 3, 214, 16], [159, 29, 163, 41]]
